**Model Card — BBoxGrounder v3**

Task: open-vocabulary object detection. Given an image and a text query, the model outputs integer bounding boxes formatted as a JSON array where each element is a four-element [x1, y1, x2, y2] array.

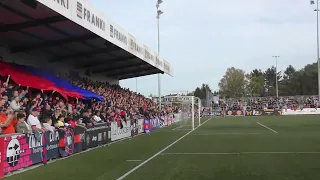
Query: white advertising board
[[36, 0, 172, 75]]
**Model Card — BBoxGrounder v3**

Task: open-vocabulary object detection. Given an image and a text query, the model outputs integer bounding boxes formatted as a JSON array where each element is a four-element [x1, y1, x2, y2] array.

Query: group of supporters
[[217, 96, 320, 111], [0, 74, 178, 135]]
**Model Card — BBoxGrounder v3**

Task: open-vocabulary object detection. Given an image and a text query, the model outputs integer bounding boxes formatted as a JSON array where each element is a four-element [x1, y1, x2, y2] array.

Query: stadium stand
[[0, 61, 177, 135], [220, 96, 320, 111]]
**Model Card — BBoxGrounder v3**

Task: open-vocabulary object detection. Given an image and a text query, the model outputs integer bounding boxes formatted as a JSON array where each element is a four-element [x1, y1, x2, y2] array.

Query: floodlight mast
[[272, 55, 279, 98], [310, 0, 320, 102], [156, 0, 163, 109]]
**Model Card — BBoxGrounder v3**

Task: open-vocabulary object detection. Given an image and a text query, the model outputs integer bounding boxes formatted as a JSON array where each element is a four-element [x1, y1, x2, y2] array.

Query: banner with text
[[282, 108, 320, 115], [110, 120, 131, 142], [81, 123, 109, 150], [225, 109, 282, 116]]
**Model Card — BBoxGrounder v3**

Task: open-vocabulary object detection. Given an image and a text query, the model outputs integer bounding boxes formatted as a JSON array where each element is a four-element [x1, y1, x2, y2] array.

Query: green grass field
[[5, 115, 320, 180]]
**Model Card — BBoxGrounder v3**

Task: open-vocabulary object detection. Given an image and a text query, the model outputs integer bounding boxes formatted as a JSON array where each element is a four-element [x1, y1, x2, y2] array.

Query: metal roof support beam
[[10, 34, 97, 53], [119, 70, 163, 80], [49, 47, 120, 62], [0, 16, 67, 32], [92, 61, 144, 74], [76, 56, 137, 70]]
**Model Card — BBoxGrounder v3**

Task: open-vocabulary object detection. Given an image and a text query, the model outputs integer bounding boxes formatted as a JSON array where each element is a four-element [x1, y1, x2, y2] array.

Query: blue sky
[[89, 0, 318, 96]]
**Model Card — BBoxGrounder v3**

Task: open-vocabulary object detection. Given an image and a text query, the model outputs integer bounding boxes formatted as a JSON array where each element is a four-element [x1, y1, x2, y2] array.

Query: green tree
[[218, 67, 247, 98], [299, 63, 318, 95], [216, 61, 320, 98], [280, 65, 300, 96], [194, 87, 204, 99], [264, 66, 282, 96], [246, 69, 265, 97], [190, 84, 213, 99]]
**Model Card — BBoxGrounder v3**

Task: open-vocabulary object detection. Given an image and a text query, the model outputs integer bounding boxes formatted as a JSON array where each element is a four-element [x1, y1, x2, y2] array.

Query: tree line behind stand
[[187, 84, 217, 100], [218, 62, 319, 98]]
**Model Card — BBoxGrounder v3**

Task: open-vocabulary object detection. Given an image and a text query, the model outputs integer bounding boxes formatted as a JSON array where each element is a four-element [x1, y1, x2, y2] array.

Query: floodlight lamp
[[157, 0, 163, 5], [157, 10, 163, 15]]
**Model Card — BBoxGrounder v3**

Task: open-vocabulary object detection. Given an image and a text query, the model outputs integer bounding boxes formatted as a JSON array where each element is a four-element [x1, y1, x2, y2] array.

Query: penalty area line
[[126, 160, 142, 162], [191, 132, 262, 136], [161, 152, 320, 155], [115, 117, 212, 180], [172, 125, 185, 131], [256, 122, 278, 133]]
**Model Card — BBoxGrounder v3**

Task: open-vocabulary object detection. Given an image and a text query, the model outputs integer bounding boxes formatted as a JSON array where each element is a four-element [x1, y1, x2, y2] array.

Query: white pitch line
[[115, 117, 212, 180], [161, 152, 320, 155], [172, 125, 185, 131], [174, 128, 192, 131], [126, 160, 142, 162], [192, 132, 262, 135], [257, 122, 278, 133]]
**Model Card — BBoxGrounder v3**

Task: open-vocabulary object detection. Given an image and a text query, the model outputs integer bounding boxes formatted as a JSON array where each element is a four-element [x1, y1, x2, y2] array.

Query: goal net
[[173, 96, 201, 130]]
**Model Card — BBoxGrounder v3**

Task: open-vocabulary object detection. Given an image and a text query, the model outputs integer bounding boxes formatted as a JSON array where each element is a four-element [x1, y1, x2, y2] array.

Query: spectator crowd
[[218, 96, 320, 111], [0, 73, 176, 135]]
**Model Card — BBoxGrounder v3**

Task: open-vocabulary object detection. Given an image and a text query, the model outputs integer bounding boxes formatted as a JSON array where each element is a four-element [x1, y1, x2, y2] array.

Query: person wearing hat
[[27, 107, 45, 133]]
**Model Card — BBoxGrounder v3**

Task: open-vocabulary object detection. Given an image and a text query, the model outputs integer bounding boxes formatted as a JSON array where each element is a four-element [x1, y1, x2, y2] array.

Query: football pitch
[[5, 116, 320, 180]]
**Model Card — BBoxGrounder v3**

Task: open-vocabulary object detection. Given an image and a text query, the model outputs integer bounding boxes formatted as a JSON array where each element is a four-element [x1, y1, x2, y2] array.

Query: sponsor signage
[[128, 33, 136, 55], [1, 134, 41, 174], [137, 119, 144, 134], [45, 131, 59, 160], [226, 110, 244, 116], [226, 109, 282, 116], [76, 1, 106, 31], [143, 119, 152, 133], [110, 120, 131, 142], [262, 109, 282, 116], [37, 0, 71, 18], [36, 0, 171, 75], [0, 114, 182, 177], [131, 120, 139, 137], [245, 110, 262, 116], [82, 123, 109, 149], [211, 110, 222, 116], [282, 108, 320, 115], [130, 119, 145, 137], [109, 24, 128, 48]]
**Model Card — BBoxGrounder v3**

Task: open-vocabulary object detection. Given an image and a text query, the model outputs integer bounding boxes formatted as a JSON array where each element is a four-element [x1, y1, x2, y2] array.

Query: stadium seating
[[0, 62, 174, 135], [221, 96, 319, 110]]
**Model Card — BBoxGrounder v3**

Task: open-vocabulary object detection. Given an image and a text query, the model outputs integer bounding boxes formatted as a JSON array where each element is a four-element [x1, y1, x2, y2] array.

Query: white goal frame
[[190, 96, 201, 130], [164, 95, 201, 130]]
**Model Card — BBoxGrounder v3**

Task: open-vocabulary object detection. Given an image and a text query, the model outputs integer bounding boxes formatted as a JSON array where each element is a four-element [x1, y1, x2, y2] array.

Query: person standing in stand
[[0, 107, 16, 134], [27, 107, 45, 141], [15, 112, 32, 134]]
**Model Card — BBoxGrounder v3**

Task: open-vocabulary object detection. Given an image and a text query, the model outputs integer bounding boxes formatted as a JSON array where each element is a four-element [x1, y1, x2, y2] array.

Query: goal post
[[166, 95, 201, 131], [191, 96, 201, 130]]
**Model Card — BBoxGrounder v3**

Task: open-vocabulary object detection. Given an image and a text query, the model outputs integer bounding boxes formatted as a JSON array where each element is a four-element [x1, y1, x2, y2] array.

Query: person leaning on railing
[[15, 112, 32, 134]]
